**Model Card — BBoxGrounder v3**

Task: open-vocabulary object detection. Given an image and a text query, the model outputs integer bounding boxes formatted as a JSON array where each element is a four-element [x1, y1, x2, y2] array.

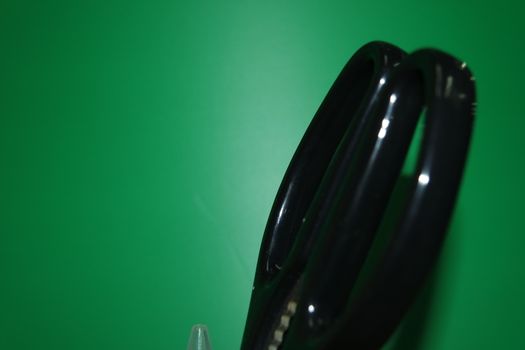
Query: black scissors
[[240, 41, 475, 350]]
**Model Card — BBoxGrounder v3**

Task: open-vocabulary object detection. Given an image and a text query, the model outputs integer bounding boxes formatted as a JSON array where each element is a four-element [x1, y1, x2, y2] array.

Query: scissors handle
[[241, 42, 405, 350], [241, 42, 475, 350], [284, 48, 475, 349]]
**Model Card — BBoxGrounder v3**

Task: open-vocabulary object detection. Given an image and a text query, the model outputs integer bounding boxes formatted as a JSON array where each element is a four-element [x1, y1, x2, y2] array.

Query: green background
[[1, 0, 524, 349]]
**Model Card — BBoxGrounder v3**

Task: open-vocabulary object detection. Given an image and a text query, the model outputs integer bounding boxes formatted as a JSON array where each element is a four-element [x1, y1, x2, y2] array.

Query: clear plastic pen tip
[[187, 324, 213, 350]]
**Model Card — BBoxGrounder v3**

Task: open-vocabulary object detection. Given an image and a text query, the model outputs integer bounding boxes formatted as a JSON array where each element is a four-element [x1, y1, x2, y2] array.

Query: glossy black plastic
[[241, 41, 475, 350]]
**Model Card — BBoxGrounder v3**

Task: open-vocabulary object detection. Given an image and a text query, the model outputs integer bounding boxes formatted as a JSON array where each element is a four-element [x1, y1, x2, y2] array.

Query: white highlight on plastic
[[308, 304, 315, 313], [378, 118, 390, 139], [379, 78, 386, 85], [389, 94, 397, 103], [418, 173, 430, 185]]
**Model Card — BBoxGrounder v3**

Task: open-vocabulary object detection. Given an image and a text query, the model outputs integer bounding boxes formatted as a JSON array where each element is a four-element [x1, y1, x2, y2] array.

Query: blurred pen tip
[[187, 324, 213, 350]]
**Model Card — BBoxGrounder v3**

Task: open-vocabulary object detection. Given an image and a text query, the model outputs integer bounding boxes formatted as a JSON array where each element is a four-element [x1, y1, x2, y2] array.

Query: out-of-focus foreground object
[[187, 324, 212, 350]]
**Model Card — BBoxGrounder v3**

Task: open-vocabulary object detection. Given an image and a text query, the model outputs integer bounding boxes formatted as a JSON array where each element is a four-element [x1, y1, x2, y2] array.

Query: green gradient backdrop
[[1, 1, 524, 349]]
